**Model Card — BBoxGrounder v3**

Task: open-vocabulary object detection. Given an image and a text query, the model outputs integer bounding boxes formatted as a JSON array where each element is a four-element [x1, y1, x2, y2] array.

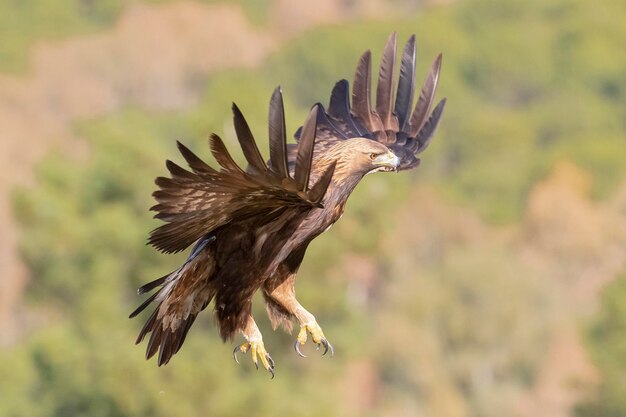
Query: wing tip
[[433, 53, 443, 74], [175, 140, 192, 157], [435, 97, 447, 111], [271, 85, 283, 100]]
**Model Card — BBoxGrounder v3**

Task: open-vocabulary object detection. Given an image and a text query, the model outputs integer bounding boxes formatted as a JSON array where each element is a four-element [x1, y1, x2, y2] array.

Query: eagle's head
[[298, 137, 404, 203], [302, 137, 401, 204], [325, 138, 400, 180]]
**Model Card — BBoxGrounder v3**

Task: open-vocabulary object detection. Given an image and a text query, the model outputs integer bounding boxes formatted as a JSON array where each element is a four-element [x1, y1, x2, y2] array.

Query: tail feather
[[157, 329, 174, 365], [129, 290, 161, 319], [146, 322, 163, 360], [173, 314, 198, 355], [141, 308, 207, 366], [135, 308, 159, 344], [137, 275, 168, 295], [131, 235, 216, 366]]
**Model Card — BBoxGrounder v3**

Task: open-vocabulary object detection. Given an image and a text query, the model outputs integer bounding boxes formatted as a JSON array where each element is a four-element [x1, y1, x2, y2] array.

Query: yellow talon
[[233, 340, 275, 378], [294, 322, 334, 357]]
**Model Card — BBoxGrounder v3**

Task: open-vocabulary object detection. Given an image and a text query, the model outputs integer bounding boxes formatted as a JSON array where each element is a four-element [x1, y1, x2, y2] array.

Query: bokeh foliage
[[577, 272, 626, 417], [2, 0, 625, 416], [0, 0, 126, 72], [0, 0, 272, 73]]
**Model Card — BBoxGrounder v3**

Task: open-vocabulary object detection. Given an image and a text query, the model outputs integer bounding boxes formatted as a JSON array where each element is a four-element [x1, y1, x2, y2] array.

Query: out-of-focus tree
[[577, 273, 626, 417], [0, 0, 125, 72]]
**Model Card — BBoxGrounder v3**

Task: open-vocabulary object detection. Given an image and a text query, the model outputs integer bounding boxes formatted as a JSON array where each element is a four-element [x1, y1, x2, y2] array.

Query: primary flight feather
[[131, 33, 445, 376]]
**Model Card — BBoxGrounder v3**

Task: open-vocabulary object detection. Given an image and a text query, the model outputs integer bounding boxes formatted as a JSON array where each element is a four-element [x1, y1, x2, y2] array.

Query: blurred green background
[[0, 0, 625, 416]]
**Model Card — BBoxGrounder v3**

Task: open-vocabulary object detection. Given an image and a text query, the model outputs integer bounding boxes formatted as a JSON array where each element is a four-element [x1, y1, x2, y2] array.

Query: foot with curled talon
[[233, 339, 275, 379], [293, 321, 334, 358], [233, 315, 275, 378]]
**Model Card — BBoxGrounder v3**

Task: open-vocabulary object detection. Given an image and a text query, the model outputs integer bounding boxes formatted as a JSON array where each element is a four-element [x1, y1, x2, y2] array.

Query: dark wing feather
[[308, 161, 336, 204], [352, 50, 372, 129], [165, 159, 196, 181], [315, 103, 348, 140], [148, 92, 334, 254], [375, 32, 398, 134], [328, 80, 368, 137], [394, 34, 416, 131], [413, 98, 447, 154], [296, 33, 445, 172], [209, 134, 245, 175], [409, 53, 442, 137], [177, 141, 217, 176], [352, 50, 384, 133], [232, 103, 267, 174], [268, 87, 289, 179], [294, 106, 317, 191]]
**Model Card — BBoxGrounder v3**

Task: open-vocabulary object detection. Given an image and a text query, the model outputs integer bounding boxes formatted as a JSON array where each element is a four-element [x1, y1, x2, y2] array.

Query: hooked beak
[[373, 151, 401, 172]]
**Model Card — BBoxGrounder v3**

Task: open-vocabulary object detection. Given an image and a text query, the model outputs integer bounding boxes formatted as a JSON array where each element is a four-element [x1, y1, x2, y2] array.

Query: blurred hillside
[[1, 1, 625, 417]]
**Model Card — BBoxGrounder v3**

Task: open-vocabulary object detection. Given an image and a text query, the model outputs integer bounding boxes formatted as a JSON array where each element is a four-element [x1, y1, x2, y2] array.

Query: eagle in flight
[[131, 33, 445, 377]]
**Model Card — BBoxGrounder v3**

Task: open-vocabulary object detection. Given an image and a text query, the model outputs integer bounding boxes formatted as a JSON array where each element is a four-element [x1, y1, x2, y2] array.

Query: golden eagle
[[131, 33, 445, 377]]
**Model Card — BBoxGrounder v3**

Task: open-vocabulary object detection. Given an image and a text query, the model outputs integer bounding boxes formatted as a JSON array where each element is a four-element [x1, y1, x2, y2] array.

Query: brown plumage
[[131, 33, 445, 372], [304, 32, 446, 171]]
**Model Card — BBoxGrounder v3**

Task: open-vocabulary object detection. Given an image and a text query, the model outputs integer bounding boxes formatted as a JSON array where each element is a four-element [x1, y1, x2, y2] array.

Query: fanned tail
[[131, 236, 216, 366]]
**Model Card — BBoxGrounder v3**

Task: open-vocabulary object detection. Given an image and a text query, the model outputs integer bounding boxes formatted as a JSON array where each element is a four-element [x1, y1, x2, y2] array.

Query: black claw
[[233, 345, 242, 364], [294, 340, 307, 358], [266, 354, 275, 379], [321, 340, 328, 356], [320, 339, 334, 357], [326, 340, 335, 357], [254, 361, 259, 370]]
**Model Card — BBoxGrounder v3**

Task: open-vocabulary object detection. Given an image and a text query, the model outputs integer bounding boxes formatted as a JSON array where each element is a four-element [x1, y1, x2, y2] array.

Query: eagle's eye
[[369, 153, 378, 160]]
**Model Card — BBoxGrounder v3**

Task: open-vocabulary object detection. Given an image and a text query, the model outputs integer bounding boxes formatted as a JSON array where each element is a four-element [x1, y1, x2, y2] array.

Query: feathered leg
[[233, 314, 275, 378], [264, 274, 334, 358]]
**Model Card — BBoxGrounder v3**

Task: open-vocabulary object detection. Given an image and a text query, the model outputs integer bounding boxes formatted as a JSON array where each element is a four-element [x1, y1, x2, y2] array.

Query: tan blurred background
[[1, 1, 625, 416]]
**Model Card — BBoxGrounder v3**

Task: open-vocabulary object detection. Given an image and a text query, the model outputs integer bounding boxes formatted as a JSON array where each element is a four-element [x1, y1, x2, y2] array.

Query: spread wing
[[297, 32, 446, 171], [149, 87, 336, 254]]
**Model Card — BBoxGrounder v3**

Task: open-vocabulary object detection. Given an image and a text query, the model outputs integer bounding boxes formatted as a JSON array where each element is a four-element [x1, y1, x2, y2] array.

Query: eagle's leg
[[233, 314, 275, 378], [264, 277, 334, 358]]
